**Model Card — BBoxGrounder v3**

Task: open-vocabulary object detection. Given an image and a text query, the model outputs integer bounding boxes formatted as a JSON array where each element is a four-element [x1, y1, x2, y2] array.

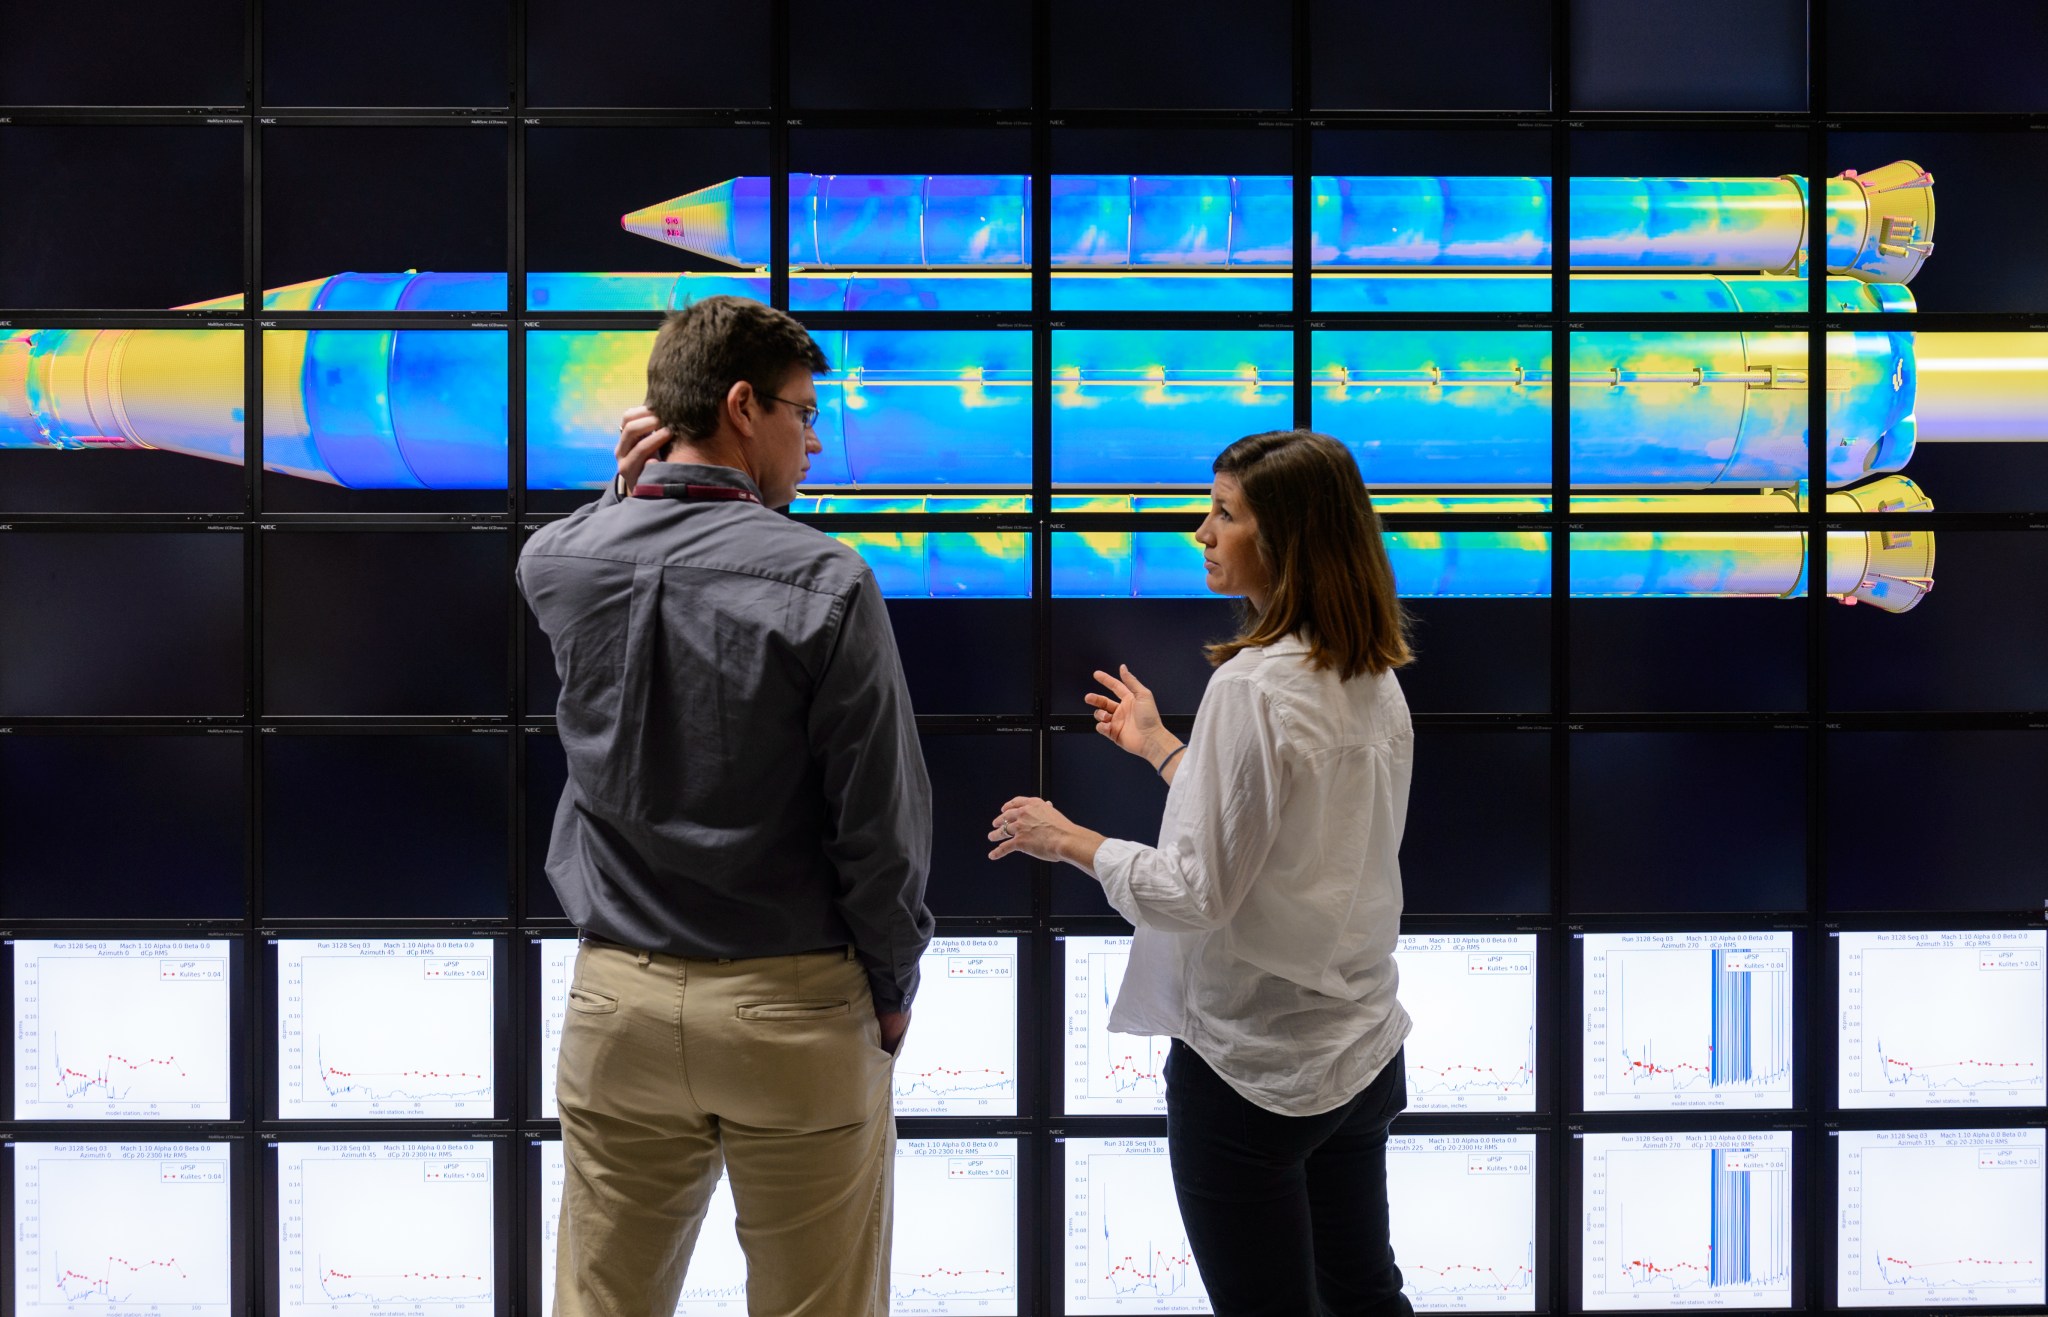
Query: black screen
[[1569, 731, 1808, 913], [1826, 532, 2048, 711], [1311, 0, 1552, 110], [523, 0, 770, 107], [1827, 0, 2048, 111], [1402, 600, 1552, 715], [0, 733, 246, 919], [0, 0, 245, 106], [1571, 600, 1807, 714], [523, 731, 569, 922], [261, 531, 510, 717], [259, 125, 509, 300], [790, 0, 1031, 109], [1402, 729, 1553, 915], [1050, 599, 1239, 718], [889, 600, 1037, 717], [1824, 730, 2048, 912], [0, 125, 242, 309], [1570, 0, 1806, 110], [260, 0, 510, 107], [261, 733, 510, 918], [1051, 0, 1291, 109], [921, 732, 1036, 917], [0, 531, 244, 716], [1828, 132, 2048, 314]]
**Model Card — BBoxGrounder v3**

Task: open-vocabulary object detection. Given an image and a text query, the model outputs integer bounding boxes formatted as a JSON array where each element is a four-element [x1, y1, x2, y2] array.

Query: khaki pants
[[554, 942, 897, 1316]]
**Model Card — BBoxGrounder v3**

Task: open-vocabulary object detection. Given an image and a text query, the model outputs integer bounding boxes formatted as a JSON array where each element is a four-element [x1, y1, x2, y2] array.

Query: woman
[[989, 429, 1416, 1316]]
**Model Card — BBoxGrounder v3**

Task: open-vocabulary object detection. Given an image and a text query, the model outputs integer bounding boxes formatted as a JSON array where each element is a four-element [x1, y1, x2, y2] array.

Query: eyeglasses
[[759, 393, 821, 431]]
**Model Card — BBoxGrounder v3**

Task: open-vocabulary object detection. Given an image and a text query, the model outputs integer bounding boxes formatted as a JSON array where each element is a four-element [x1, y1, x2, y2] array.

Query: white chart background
[[1388, 1134, 1538, 1312], [1837, 931, 2046, 1109], [11, 940, 231, 1120], [1837, 1128, 2045, 1308], [1063, 1138, 1208, 1315], [277, 939, 495, 1119], [1063, 937, 1169, 1116], [277, 1141, 494, 1315], [894, 938, 1020, 1116], [537, 938, 577, 1120], [1581, 932, 1795, 1112], [1581, 1130, 1793, 1312], [1397, 935, 1539, 1113], [10, 1142, 232, 1316]]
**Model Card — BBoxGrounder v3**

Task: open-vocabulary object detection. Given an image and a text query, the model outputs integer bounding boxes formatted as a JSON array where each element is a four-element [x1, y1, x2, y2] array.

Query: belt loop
[[635, 949, 650, 966], [845, 945, 856, 963]]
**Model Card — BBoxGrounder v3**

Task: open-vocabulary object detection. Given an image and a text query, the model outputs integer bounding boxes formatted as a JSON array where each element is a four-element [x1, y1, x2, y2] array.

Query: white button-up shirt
[[1092, 636, 1414, 1117]]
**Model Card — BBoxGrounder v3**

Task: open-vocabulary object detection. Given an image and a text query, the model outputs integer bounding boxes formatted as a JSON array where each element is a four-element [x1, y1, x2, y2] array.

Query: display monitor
[[1061, 937, 1168, 1117], [1568, 734, 1807, 914], [1313, 3, 1549, 109], [1050, 0, 1289, 110], [275, 1141, 495, 1314], [0, 531, 243, 717], [1578, 1130, 1794, 1311], [538, 1137, 1020, 1315], [535, 938, 577, 1121], [1827, 131, 2048, 314], [1833, 1127, 2046, 1309], [259, 0, 508, 107], [259, 329, 509, 510], [523, 127, 771, 313], [1580, 931, 1795, 1112], [1050, 331, 1293, 476], [0, 125, 242, 310], [789, 2, 1031, 109], [523, 733, 570, 922], [921, 733, 1036, 916], [1400, 730, 1551, 917], [1836, 930, 2046, 1110], [1396, 934, 1539, 1114], [274, 939, 496, 1120], [1824, 731, 2048, 912], [523, 0, 770, 107], [893, 937, 1019, 1117], [261, 734, 510, 920], [1569, 599, 1806, 713], [10, 940, 233, 1122], [0, 0, 244, 106], [0, 734, 246, 920], [258, 125, 508, 311], [8, 1141, 234, 1315], [1825, 531, 2048, 712], [1569, 0, 1804, 110], [1060, 1136, 1206, 1313], [0, 327, 248, 514], [1846, 332, 2048, 515], [1387, 1133, 1540, 1312], [1827, 1, 2048, 111]]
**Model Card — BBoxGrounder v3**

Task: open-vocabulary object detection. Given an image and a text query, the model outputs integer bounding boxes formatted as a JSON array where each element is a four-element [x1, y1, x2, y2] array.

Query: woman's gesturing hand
[[988, 796, 1106, 875], [1086, 664, 1180, 770]]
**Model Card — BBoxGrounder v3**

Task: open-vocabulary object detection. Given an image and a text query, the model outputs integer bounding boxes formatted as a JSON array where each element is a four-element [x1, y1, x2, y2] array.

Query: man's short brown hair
[[644, 296, 830, 446]]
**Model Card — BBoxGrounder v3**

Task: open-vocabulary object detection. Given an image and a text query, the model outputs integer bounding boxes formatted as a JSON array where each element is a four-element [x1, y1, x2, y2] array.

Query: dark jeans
[[1164, 1039, 1413, 1317]]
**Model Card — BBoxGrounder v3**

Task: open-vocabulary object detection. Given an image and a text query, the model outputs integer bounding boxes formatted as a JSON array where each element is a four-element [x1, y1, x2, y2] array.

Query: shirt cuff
[[1092, 836, 1150, 926]]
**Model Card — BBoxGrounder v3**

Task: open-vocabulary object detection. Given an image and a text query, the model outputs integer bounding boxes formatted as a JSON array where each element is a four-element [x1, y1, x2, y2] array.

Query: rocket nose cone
[[621, 177, 767, 268]]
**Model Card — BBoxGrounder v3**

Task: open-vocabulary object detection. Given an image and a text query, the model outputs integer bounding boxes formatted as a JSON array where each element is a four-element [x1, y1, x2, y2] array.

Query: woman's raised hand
[[1086, 664, 1174, 764]]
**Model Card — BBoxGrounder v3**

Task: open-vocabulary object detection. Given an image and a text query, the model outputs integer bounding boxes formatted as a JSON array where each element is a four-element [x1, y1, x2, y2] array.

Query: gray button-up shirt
[[517, 462, 933, 1010]]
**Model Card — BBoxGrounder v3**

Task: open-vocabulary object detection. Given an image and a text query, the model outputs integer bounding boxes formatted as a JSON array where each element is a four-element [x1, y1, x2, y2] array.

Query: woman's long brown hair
[[1203, 430, 1414, 679]]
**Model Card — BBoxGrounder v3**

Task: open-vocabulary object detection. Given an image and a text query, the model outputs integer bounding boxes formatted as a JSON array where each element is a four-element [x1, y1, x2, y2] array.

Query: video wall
[[1, 1, 2045, 1313]]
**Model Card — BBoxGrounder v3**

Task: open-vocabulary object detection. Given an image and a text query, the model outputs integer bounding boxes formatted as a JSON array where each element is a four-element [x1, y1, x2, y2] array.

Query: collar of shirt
[[640, 461, 765, 502]]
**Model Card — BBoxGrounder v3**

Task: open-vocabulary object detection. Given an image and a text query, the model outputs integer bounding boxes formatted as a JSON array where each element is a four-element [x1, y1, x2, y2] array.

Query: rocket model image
[[2, 166, 2036, 608]]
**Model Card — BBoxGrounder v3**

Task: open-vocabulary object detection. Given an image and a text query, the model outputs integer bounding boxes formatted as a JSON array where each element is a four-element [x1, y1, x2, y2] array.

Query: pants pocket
[[735, 998, 851, 1021]]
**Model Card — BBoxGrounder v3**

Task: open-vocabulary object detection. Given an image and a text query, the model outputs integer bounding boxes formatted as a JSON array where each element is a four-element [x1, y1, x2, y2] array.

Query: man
[[519, 296, 933, 1315]]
